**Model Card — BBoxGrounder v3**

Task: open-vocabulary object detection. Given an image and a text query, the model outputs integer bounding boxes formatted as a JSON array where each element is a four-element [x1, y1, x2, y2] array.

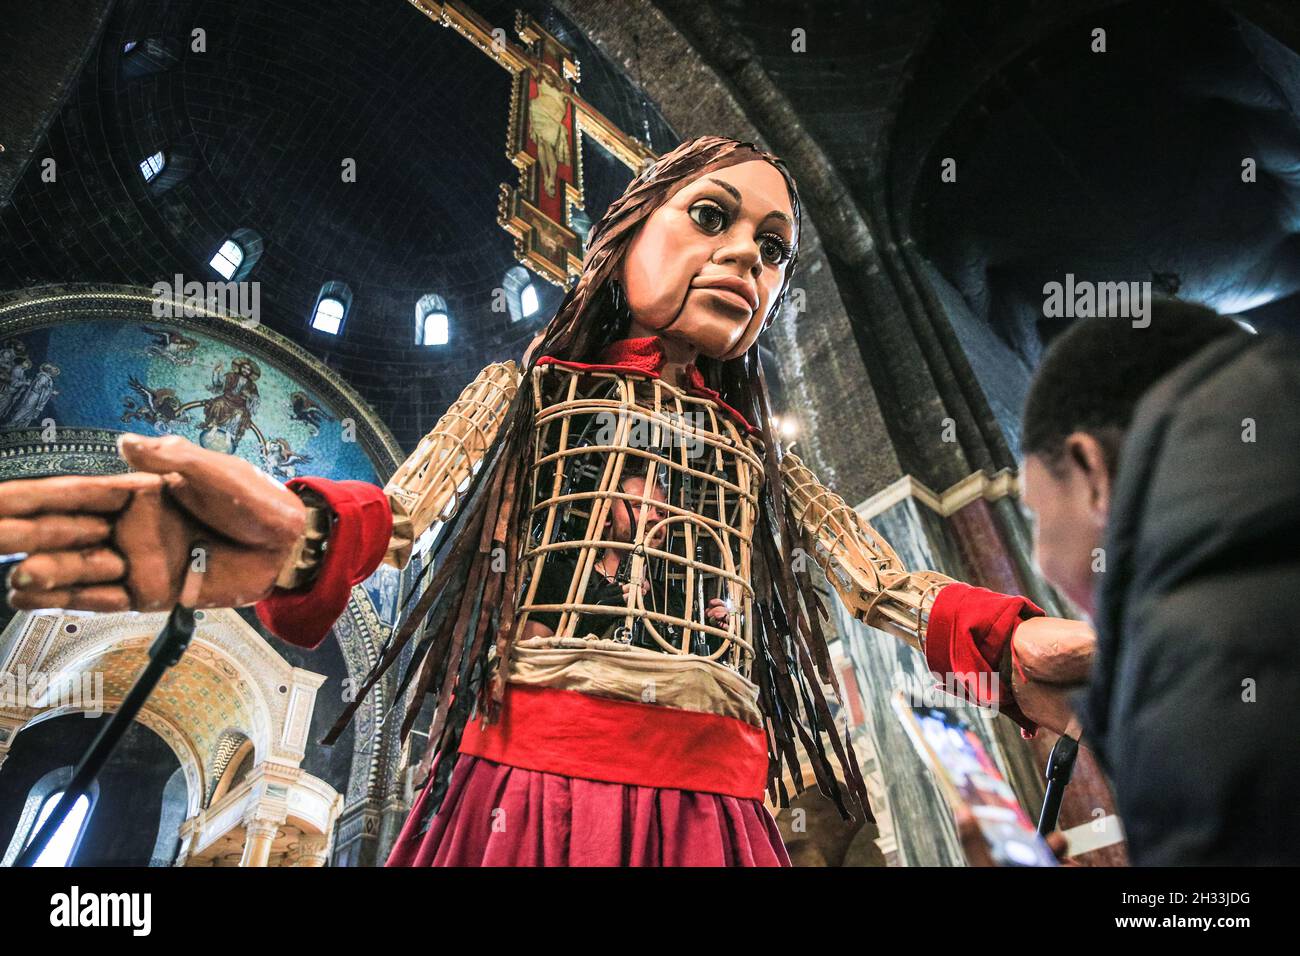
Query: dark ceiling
[[0, 0, 678, 451], [706, 0, 933, 192], [690, 0, 1300, 355], [911, 0, 1300, 367]]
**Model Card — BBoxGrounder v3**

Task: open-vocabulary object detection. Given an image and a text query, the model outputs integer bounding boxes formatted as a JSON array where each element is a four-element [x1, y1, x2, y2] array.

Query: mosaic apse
[[0, 319, 378, 486]]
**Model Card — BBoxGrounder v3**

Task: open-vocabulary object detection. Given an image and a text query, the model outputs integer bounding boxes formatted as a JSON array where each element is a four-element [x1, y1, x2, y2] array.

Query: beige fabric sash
[[504, 636, 764, 727]]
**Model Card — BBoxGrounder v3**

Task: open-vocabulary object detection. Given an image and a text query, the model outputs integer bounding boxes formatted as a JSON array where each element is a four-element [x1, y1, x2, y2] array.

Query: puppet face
[[619, 160, 796, 360]]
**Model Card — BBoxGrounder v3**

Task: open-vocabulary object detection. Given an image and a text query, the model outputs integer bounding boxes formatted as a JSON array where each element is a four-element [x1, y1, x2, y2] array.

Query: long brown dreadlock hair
[[325, 136, 870, 822]]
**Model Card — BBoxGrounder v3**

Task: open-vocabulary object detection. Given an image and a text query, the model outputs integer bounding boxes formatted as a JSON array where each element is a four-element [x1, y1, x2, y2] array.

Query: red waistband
[[458, 684, 769, 800]]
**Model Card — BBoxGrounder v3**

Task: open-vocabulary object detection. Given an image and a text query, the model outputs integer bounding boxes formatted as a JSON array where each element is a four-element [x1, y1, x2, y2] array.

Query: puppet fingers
[[7, 548, 127, 592], [119, 434, 305, 549], [0, 514, 113, 555], [1011, 616, 1095, 684], [0, 472, 161, 518], [6, 584, 132, 613]]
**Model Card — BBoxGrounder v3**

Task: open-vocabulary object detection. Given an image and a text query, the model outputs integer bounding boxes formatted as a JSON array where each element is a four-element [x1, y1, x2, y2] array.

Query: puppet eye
[[759, 233, 793, 265], [688, 201, 727, 233]]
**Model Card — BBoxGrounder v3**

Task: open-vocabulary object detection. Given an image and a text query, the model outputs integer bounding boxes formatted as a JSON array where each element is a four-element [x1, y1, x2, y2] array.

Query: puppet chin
[[657, 303, 764, 360], [719, 312, 766, 360], [661, 314, 740, 359]]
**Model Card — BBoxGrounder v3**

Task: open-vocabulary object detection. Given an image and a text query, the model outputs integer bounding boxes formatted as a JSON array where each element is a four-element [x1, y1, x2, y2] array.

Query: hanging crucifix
[[410, 0, 658, 286]]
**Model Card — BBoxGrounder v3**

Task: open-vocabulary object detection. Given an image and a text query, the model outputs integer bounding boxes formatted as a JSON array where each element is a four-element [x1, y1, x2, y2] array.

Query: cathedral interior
[[1, 0, 1297, 868]]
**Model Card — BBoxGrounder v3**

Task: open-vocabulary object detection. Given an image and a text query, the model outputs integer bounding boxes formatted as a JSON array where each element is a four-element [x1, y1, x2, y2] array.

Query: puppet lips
[[692, 275, 758, 311]]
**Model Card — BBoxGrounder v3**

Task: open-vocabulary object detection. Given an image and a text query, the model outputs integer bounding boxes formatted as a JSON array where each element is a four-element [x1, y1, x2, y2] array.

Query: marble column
[[291, 833, 330, 867], [173, 827, 194, 868], [239, 817, 282, 868]]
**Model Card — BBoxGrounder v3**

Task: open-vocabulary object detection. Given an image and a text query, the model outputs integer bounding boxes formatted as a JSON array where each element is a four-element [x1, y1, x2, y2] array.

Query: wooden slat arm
[[382, 361, 521, 568], [780, 453, 955, 651]]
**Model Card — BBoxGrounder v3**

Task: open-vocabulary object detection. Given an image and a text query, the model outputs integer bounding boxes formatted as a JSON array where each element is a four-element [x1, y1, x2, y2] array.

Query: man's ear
[[1064, 431, 1111, 526]]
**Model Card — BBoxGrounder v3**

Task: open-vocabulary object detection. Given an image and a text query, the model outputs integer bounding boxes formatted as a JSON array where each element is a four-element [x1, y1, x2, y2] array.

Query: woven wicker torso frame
[[517, 363, 762, 678]]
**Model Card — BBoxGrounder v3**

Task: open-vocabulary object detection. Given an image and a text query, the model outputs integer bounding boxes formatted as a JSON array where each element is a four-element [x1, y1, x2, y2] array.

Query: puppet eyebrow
[[706, 178, 793, 230], [707, 177, 743, 203]]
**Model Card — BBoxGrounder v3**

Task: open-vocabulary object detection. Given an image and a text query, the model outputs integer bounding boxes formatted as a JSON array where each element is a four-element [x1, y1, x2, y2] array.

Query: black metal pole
[[1036, 733, 1080, 836], [12, 603, 195, 867]]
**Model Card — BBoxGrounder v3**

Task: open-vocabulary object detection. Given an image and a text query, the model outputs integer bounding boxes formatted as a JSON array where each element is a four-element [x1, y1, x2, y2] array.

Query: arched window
[[502, 266, 540, 323], [27, 791, 91, 867], [122, 38, 180, 78], [139, 151, 165, 182], [310, 282, 352, 336], [208, 228, 263, 282], [209, 239, 243, 280], [3, 760, 106, 868], [139, 139, 198, 196], [313, 298, 345, 335], [415, 294, 449, 346]]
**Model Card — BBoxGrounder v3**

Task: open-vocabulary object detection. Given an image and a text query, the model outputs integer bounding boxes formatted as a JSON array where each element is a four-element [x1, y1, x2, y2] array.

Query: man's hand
[[705, 597, 730, 625], [3, 434, 307, 613], [614, 585, 730, 629]]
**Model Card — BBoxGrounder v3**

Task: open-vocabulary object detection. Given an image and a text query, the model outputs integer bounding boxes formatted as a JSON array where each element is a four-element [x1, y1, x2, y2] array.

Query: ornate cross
[[409, 0, 658, 287]]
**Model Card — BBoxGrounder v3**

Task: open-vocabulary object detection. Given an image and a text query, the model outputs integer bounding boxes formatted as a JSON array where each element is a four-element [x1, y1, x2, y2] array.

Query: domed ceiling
[[0, 0, 678, 453], [909, 0, 1300, 361]]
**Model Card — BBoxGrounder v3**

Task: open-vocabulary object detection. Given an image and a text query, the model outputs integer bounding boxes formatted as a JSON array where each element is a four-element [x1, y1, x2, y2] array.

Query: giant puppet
[[2, 137, 1091, 866]]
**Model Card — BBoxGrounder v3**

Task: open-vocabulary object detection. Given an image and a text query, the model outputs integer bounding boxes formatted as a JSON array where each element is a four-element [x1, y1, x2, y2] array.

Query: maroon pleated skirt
[[385, 754, 791, 867]]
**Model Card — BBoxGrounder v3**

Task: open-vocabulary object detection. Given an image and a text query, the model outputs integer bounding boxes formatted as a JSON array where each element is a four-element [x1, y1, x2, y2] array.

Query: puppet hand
[[4, 434, 306, 613], [1011, 616, 1095, 683], [1008, 667, 1084, 738], [1004, 616, 1095, 736]]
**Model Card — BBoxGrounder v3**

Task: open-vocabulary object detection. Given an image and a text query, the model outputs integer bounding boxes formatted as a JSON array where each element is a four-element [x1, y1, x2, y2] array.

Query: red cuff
[[254, 477, 393, 649], [925, 582, 1045, 735]]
